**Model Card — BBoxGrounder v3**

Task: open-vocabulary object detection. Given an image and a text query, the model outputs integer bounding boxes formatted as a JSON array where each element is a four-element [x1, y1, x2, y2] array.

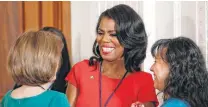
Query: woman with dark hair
[[65, 4, 158, 107], [150, 37, 208, 107], [14, 27, 71, 93]]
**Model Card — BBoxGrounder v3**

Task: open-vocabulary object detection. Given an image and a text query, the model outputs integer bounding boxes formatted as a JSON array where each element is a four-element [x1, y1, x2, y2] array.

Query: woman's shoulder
[[3, 90, 13, 97], [39, 90, 68, 102], [45, 90, 66, 96], [133, 71, 152, 79], [73, 59, 90, 66], [162, 98, 190, 107], [46, 91, 69, 107], [72, 59, 98, 71], [1, 90, 12, 101], [126, 71, 153, 86]]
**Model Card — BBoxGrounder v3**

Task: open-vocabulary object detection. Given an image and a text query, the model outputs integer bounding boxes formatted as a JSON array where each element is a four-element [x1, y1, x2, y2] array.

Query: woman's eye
[[97, 32, 103, 36], [110, 34, 117, 36]]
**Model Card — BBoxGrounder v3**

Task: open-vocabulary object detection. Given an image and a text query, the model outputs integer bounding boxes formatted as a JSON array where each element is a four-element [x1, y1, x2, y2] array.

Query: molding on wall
[[174, 1, 181, 38]]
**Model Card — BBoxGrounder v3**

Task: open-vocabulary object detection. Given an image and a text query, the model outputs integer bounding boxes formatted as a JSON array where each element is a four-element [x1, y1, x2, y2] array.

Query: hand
[[131, 101, 145, 107]]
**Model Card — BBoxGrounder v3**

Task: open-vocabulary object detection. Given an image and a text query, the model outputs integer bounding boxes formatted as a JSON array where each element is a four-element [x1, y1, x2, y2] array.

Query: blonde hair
[[8, 31, 63, 86]]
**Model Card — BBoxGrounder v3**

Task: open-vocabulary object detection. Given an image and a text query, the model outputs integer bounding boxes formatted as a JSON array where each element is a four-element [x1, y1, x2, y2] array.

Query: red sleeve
[[65, 63, 80, 88], [137, 73, 159, 106]]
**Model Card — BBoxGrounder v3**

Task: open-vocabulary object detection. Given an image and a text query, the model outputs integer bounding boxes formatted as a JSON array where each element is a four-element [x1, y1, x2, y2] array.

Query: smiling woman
[[150, 37, 208, 107], [150, 48, 169, 91], [65, 4, 158, 107], [96, 17, 124, 63]]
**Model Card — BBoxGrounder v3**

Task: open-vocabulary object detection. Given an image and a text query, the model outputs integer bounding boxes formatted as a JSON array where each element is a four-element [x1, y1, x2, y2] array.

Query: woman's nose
[[102, 34, 111, 42]]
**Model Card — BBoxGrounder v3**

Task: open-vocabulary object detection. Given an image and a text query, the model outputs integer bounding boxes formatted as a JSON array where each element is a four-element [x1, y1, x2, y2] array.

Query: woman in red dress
[[66, 4, 158, 107]]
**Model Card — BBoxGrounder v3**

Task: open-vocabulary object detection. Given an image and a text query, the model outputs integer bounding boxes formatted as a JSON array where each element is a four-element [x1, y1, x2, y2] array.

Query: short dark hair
[[90, 4, 147, 72], [151, 37, 208, 107]]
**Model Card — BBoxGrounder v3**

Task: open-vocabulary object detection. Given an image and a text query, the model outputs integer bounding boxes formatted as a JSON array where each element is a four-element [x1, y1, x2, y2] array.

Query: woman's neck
[[11, 82, 53, 99], [22, 82, 53, 90], [102, 60, 127, 79]]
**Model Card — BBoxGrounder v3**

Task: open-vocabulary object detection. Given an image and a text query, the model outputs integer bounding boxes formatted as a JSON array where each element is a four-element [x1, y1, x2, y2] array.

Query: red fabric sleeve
[[137, 73, 159, 106], [65, 64, 80, 88]]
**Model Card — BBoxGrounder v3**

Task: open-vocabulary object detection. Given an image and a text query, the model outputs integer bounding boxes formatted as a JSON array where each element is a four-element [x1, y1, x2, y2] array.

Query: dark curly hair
[[151, 37, 208, 107], [89, 4, 147, 72]]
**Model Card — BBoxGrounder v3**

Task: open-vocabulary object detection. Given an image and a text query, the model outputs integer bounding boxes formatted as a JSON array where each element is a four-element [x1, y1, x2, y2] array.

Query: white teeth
[[153, 75, 156, 80], [102, 47, 114, 53]]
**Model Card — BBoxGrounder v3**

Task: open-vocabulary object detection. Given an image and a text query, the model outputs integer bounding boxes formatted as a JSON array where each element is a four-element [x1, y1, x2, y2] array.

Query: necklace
[[37, 83, 53, 90], [37, 85, 46, 90], [99, 61, 128, 107]]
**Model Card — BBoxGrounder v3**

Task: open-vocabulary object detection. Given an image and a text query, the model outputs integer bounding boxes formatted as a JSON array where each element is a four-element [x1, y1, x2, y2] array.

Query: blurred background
[[0, 1, 207, 105]]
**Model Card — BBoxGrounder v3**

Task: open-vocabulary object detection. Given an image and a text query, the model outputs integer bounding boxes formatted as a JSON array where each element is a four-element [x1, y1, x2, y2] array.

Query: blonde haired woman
[[1, 31, 70, 107]]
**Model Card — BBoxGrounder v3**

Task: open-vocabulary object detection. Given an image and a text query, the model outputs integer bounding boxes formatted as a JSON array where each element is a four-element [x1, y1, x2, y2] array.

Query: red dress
[[65, 60, 158, 107]]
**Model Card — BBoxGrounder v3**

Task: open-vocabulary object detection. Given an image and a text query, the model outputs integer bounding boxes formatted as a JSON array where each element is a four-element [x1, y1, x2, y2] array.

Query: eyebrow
[[98, 28, 116, 33]]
